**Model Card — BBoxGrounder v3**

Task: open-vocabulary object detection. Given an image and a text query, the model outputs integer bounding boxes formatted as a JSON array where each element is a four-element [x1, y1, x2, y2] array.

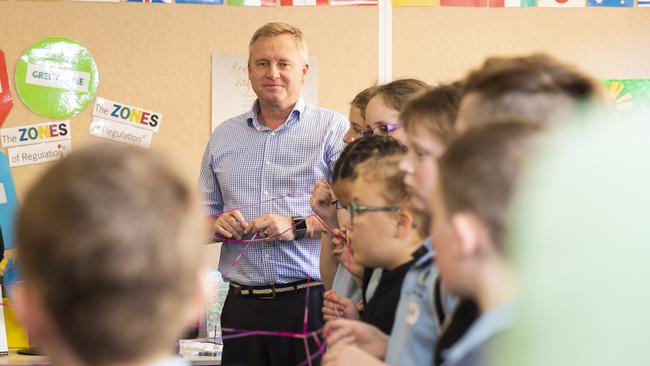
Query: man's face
[[248, 34, 308, 111]]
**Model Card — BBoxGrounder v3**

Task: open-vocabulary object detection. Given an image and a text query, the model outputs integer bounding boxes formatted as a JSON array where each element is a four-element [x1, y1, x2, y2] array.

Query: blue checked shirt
[[198, 96, 348, 286]]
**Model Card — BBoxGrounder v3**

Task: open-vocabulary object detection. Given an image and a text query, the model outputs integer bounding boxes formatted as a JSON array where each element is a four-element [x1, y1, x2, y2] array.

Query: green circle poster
[[16, 37, 99, 119]]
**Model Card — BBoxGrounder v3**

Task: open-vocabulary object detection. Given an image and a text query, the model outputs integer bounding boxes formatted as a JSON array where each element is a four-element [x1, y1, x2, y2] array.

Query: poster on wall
[[211, 54, 318, 132], [15, 37, 99, 120], [0, 51, 12, 127], [1, 121, 71, 167], [603, 79, 650, 114], [89, 97, 162, 148]]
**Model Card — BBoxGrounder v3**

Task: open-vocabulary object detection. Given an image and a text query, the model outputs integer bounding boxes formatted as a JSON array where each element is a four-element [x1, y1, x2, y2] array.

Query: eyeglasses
[[348, 203, 401, 225], [372, 123, 402, 136], [331, 200, 345, 210]]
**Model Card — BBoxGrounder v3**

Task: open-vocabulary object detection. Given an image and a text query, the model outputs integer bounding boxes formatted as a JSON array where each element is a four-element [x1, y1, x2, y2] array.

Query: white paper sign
[[93, 97, 162, 133], [8, 140, 71, 167], [1, 121, 71, 148], [90, 117, 154, 148], [211, 54, 319, 132], [25, 63, 90, 93]]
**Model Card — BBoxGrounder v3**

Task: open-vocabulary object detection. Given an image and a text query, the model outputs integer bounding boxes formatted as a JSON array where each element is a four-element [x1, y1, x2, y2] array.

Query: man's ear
[[451, 212, 489, 258], [301, 62, 309, 83]]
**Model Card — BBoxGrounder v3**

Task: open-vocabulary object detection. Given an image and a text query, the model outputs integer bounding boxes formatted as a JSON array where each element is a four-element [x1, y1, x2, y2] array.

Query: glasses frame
[[371, 123, 402, 136], [348, 203, 401, 225]]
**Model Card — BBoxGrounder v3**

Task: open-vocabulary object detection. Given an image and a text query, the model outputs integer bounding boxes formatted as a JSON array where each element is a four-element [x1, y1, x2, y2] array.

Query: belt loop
[[271, 284, 276, 300]]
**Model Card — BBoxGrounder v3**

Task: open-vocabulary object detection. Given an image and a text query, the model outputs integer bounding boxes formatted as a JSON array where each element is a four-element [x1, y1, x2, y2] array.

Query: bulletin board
[[0, 1, 378, 201]]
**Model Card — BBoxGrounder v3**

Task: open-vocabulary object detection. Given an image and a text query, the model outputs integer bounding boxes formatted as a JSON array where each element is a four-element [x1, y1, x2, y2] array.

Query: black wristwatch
[[292, 216, 308, 240]]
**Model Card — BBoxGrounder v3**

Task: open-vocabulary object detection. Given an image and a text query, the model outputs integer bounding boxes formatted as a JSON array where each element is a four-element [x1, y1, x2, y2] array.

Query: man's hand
[[322, 290, 359, 322], [245, 214, 295, 241], [325, 319, 389, 359], [310, 180, 337, 227], [213, 210, 248, 240]]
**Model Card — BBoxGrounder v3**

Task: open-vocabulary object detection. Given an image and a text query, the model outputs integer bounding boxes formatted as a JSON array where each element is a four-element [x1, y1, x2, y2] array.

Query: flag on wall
[[489, 0, 535, 6], [329, 0, 378, 5], [392, 0, 438, 6], [177, 0, 224, 4], [127, 0, 171, 3], [441, 0, 487, 6], [281, 0, 327, 5], [637, 0, 650, 6], [538, 0, 585, 7], [228, 0, 276, 5], [587, 0, 632, 6]]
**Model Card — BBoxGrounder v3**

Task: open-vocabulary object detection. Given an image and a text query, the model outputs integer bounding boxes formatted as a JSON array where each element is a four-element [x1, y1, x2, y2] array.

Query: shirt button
[[266, 161, 271, 165], [263, 190, 269, 195], [270, 132, 276, 136]]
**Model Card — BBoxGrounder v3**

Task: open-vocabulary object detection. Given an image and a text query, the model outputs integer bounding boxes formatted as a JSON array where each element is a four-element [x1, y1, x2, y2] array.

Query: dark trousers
[[221, 285, 324, 366]]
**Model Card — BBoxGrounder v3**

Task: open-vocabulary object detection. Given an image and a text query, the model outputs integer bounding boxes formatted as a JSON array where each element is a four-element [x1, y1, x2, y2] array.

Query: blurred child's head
[[399, 83, 462, 217], [349, 156, 425, 270], [343, 87, 377, 144], [457, 54, 604, 133], [14, 144, 206, 366], [365, 79, 430, 144], [431, 122, 541, 300], [332, 135, 406, 227]]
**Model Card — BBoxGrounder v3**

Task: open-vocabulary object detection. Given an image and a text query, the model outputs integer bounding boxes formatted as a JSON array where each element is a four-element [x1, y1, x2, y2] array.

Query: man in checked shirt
[[198, 22, 348, 365]]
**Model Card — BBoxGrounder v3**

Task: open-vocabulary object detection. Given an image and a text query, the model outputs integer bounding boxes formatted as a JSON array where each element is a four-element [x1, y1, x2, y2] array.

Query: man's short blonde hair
[[249, 22, 309, 63], [17, 144, 205, 366]]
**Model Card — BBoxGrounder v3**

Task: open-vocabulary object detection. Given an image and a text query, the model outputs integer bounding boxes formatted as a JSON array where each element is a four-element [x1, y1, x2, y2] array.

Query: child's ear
[[451, 212, 488, 257], [395, 209, 414, 239], [11, 284, 48, 344]]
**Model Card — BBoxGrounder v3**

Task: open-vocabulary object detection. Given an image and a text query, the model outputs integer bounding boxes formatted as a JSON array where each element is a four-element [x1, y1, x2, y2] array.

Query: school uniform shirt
[[385, 241, 439, 366], [441, 302, 515, 366], [435, 299, 481, 366], [361, 260, 414, 335]]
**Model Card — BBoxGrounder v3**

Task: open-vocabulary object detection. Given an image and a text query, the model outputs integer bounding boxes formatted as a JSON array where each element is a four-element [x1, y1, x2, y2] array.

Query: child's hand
[[322, 290, 359, 322], [331, 231, 364, 279], [310, 180, 337, 227], [324, 319, 389, 359]]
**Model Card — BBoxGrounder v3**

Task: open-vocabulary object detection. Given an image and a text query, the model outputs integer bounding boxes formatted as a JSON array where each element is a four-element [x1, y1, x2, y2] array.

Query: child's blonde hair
[[401, 83, 462, 145], [16, 144, 205, 366], [356, 155, 427, 238], [373, 79, 430, 113]]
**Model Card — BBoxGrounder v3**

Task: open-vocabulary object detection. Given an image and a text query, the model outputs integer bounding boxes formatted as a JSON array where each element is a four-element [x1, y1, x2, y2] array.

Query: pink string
[[211, 192, 298, 218]]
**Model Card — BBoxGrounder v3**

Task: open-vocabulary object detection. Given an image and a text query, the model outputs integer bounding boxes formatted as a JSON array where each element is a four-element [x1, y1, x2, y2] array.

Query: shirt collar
[[246, 96, 306, 131]]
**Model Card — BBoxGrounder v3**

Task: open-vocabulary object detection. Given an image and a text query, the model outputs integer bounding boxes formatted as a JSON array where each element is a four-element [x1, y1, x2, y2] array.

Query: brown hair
[[249, 22, 308, 62], [438, 121, 542, 249], [401, 83, 462, 145], [461, 54, 604, 128], [351, 86, 378, 120], [16, 144, 205, 366], [356, 155, 428, 238], [373, 79, 431, 113]]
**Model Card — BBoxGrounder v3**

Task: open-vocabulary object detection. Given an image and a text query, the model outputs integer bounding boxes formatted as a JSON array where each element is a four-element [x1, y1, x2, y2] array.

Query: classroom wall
[[393, 8, 650, 83], [0, 1, 378, 201], [1, 2, 650, 204]]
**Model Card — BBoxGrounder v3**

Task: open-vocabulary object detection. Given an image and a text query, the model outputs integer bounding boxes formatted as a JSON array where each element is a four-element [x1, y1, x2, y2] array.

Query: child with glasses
[[323, 156, 426, 335], [313, 136, 405, 316], [365, 79, 430, 144]]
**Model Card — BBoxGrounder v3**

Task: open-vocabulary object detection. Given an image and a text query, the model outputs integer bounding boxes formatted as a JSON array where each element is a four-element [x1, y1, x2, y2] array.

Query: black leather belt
[[230, 280, 323, 299]]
